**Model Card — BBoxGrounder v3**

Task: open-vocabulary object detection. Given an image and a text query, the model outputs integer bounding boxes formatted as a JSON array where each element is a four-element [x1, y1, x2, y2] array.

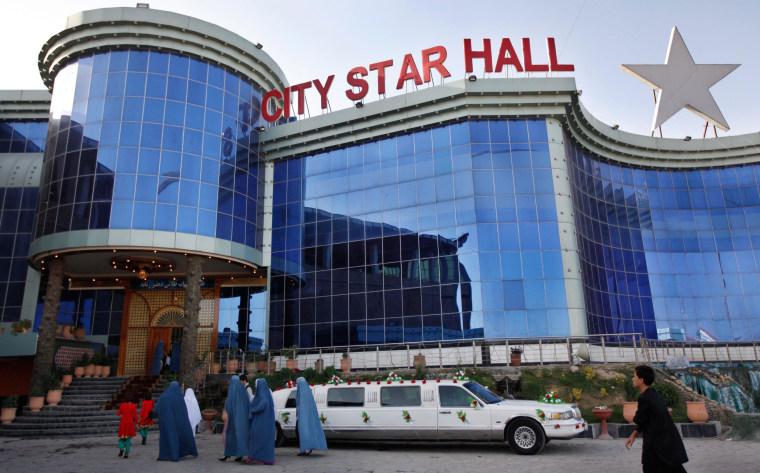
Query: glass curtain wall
[[269, 119, 569, 349], [218, 286, 267, 351], [0, 121, 48, 153], [566, 139, 760, 341], [35, 49, 266, 249]]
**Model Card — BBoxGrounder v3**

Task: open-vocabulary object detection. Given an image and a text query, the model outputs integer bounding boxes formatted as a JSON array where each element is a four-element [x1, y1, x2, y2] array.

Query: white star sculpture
[[621, 26, 739, 132]]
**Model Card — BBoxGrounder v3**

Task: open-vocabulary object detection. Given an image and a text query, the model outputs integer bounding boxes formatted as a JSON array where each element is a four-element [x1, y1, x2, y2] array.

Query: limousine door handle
[[439, 410, 451, 414]]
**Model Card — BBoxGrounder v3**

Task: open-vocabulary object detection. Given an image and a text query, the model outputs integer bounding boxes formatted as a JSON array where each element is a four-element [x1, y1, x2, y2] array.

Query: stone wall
[[657, 370, 735, 427]]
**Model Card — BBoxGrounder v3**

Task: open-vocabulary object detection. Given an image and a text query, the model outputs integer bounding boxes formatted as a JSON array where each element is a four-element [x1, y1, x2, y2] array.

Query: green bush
[[519, 369, 548, 401], [652, 382, 680, 408], [623, 377, 639, 401], [2, 395, 18, 408], [44, 373, 62, 391]]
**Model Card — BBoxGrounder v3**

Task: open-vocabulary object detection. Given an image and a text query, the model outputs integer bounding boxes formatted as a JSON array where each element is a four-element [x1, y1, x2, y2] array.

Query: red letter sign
[[396, 54, 423, 90], [369, 60, 394, 95], [464, 39, 492, 73], [547, 38, 574, 72], [313, 75, 335, 109], [421, 46, 451, 83], [346, 67, 369, 101]]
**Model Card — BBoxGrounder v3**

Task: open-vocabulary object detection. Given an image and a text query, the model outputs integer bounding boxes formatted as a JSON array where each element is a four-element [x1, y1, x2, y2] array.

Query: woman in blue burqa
[[245, 378, 275, 465], [296, 377, 327, 456], [150, 340, 164, 376], [219, 376, 249, 461], [155, 381, 198, 462]]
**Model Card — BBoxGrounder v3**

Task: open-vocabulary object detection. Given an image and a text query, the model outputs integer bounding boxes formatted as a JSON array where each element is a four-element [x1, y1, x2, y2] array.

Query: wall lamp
[[468, 74, 477, 82], [684, 136, 692, 141], [258, 126, 266, 132], [255, 43, 263, 49], [355, 102, 363, 108], [611, 124, 619, 130]]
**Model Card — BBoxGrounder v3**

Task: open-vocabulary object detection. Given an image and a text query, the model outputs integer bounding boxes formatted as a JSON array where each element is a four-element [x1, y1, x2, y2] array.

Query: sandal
[[235, 457, 244, 462], [218, 456, 230, 462]]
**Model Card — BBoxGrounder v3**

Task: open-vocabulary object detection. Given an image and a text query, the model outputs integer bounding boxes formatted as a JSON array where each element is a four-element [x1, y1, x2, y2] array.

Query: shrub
[[652, 382, 680, 408], [2, 395, 18, 408], [583, 366, 596, 380], [45, 373, 62, 391], [570, 388, 583, 402]]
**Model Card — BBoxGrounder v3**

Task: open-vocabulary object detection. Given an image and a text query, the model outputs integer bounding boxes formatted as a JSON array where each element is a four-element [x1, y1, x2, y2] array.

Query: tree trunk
[[179, 255, 203, 390], [30, 257, 65, 394]]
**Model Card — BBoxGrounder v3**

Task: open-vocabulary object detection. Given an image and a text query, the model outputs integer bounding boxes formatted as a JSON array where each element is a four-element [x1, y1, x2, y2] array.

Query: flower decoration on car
[[329, 375, 345, 385], [386, 371, 403, 381], [319, 413, 327, 424], [456, 410, 467, 423], [285, 380, 296, 389], [554, 424, 561, 429], [402, 410, 412, 423], [536, 409, 546, 422], [467, 396, 478, 408], [281, 412, 290, 424], [452, 370, 470, 381], [361, 411, 371, 423], [541, 392, 562, 404]]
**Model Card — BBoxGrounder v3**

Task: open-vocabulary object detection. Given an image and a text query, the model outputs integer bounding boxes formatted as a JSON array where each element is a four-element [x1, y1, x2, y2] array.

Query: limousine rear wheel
[[506, 419, 545, 455], [275, 422, 285, 448]]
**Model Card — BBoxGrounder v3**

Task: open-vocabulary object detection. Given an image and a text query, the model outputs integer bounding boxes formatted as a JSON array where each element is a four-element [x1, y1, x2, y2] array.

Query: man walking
[[625, 365, 688, 472]]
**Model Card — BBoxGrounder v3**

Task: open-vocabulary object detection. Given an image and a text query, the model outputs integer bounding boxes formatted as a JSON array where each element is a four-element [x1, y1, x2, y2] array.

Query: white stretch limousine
[[272, 376, 586, 455]]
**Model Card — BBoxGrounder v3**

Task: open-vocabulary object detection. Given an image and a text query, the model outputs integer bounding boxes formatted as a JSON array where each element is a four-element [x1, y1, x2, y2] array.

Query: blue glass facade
[[0, 121, 48, 153], [35, 49, 265, 248], [0, 187, 38, 323], [567, 140, 760, 341], [268, 119, 570, 349]]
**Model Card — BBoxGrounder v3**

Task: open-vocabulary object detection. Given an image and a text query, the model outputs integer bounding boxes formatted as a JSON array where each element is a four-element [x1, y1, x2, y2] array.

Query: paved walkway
[[0, 434, 755, 472]]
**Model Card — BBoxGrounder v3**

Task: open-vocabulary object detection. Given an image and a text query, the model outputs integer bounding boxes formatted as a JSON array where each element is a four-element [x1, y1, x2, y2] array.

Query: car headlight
[[571, 406, 582, 420], [550, 410, 575, 420]]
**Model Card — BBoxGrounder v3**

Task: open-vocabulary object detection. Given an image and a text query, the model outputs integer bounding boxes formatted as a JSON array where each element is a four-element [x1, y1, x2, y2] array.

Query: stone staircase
[[0, 376, 132, 437]]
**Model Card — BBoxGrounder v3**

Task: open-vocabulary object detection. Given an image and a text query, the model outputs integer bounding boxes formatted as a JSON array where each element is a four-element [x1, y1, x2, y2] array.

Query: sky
[[1, 0, 758, 140]]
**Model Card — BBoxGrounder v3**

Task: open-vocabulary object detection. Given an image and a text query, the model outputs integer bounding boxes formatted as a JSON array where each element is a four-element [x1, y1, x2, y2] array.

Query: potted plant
[[11, 319, 31, 335], [510, 347, 522, 367], [61, 367, 74, 387], [62, 323, 75, 339], [211, 352, 222, 374], [414, 352, 426, 371], [284, 345, 299, 370], [1, 395, 18, 424], [686, 401, 709, 424], [314, 358, 325, 372], [73, 353, 89, 377], [28, 387, 45, 412], [84, 352, 96, 377], [244, 351, 257, 374], [592, 405, 613, 440], [100, 354, 112, 377], [201, 408, 217, 434], [257, 353, 275, 374], [45, 373, 63, 406], [340, 352, 352, 372], [91, 353, 104, 377], [225, 349, 240, 373], [73, 323, 86, 341]]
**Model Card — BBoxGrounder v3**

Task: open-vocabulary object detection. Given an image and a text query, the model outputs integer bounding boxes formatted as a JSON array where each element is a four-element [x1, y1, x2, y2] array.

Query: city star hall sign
[[261, 38, 575, 122]]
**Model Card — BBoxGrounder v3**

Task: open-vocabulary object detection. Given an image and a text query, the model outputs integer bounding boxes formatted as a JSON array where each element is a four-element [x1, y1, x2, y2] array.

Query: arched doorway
[[147, 306, 185, 374]]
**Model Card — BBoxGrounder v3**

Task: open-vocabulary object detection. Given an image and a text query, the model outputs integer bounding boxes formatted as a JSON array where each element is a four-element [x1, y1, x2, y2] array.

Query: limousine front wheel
[[275, 423, 285, 448], [506, 419, 545, 455]]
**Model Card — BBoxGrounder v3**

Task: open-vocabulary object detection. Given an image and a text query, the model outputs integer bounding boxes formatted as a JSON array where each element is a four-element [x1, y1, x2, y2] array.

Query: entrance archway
[[147, 306, 185, 374]]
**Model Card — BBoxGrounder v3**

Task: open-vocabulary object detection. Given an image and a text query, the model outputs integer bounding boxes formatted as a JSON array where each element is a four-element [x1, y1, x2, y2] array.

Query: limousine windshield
[[463, 382, 501, 404]]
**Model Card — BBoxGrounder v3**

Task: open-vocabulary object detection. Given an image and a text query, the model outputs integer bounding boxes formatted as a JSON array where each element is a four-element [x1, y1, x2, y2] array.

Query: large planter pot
[[211, 362, 221, 374], [61, 374, 73, 387], [73, 366, 85, 378], [510, 352, 522, 366], [623, 402, 638, 424], [286, 359, 298, 370], [62, 326, 74, 339], [93, 365, 103, 377], [314, 359, 325, 372], [201, 408, 217, 435], [341, 357, 352, 372], [592, 408, 613, 440], [226, 359, 240, 373], [84, 364, 95, 377], [55, 325, 63, 337], [46, 390, 63, 406], [74, 328, 86, 341], [100, 366, 111, 377], [414, 355, 426, 370], [1, 407, 16, 424], [245, 361, 257, 374], [686, 401, 709, 424], [28, 396, 44, 412], [257, 361, 275, 373]]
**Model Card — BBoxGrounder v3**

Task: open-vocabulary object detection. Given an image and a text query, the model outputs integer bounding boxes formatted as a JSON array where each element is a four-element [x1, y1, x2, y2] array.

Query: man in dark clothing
[[625, 365, 688, 472]]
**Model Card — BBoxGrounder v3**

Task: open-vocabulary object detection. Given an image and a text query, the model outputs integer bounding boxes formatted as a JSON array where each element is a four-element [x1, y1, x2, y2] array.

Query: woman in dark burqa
[[155, 381, 198, 462], [218, 376, 249, 461], [295, 377, 327, 456], [150, 340, 164, 376], [245, 378, 275, 465]]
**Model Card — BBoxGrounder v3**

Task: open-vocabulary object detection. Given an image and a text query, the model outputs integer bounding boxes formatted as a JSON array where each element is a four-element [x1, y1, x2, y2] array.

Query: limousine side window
[[439, 386, 475, 408], [327, 387, 365, 407], [380, 386, 421, 407], [285, 390, 297, 408]]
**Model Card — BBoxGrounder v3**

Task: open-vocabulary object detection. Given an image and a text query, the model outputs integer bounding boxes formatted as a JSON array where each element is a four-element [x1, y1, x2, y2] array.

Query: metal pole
[[407, 344, 411, 369], [566, 337, 572, 366], [506, 339, 510, 367], [700, 342, 706, 363], [753, 342, 758, 364], [376, 346, 380, 371], [439, 342, 443, 368], [472, 340, 477, 367], [633, 336, 639, 363], [601, 336, 608, 364], [726, 343, 731, 363], [267, 350, 272, 375], [539, 339, 543, 367]]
